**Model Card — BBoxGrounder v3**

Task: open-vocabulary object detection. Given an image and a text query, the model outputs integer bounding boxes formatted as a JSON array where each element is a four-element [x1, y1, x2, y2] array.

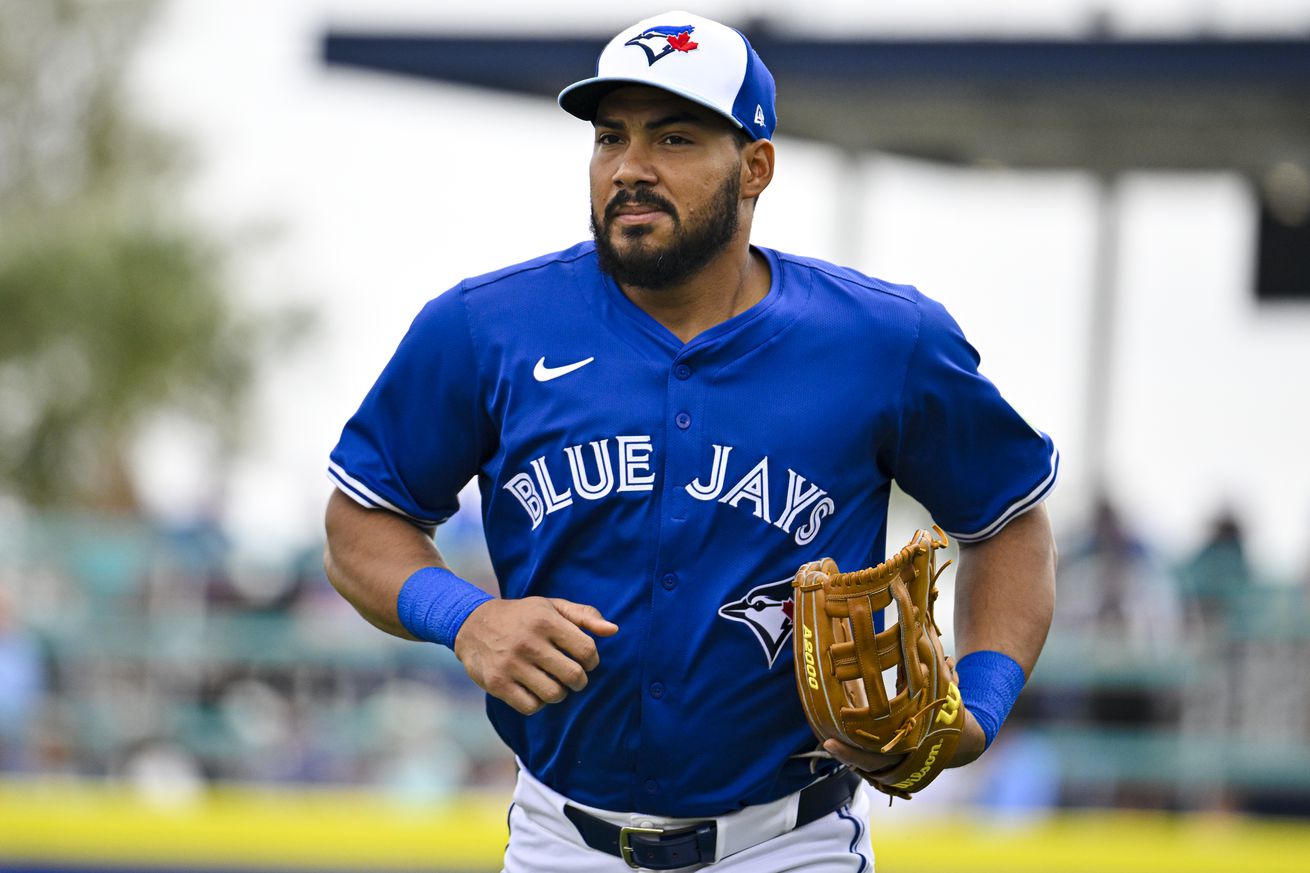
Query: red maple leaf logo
[[667, 31, 698, 53]]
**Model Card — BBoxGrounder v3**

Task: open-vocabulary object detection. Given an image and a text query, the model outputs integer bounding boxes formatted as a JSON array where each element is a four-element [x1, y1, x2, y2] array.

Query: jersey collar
[[586, 244, 805, 366]]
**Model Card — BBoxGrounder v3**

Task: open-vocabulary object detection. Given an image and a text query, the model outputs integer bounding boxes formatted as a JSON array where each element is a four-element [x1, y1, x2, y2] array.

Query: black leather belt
[[562, 769, 861, 870]]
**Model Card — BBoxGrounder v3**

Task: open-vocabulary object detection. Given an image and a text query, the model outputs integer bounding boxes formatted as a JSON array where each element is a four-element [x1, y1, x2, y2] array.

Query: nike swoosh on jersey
[[533, 356, 595, 382]]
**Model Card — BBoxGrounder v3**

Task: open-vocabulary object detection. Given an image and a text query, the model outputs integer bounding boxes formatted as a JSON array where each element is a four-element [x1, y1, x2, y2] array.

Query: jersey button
[[644, 779, 659, 794], [675, 412, 692, 429], [649, 682, 664, 699], [660, 573, 678, 591], [674, 363, 692, 380]]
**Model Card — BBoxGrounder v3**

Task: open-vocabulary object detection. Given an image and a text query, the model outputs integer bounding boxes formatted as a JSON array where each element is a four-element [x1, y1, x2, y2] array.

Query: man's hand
[[821, 707, 987, 778], [453, 597, 619, 715]]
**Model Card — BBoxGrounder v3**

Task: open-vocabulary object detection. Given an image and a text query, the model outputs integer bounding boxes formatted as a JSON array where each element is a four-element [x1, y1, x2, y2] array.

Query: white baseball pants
[[501, 765, 875, 873]]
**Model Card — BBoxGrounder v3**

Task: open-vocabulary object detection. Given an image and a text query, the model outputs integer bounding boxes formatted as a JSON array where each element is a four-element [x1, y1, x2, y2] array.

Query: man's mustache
[[605, 190, 679, 224]]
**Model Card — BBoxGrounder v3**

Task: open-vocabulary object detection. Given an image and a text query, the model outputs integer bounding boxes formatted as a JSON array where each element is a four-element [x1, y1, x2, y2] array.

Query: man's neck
[[619, 244, 771, 345]]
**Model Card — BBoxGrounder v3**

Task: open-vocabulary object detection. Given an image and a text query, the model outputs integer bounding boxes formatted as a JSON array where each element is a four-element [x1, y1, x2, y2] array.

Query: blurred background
[[2, 1, 1309, 871]]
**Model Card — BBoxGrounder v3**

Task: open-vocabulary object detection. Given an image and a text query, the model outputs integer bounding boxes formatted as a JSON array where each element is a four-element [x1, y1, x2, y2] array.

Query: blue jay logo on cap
[[625, 24, 699, 66]]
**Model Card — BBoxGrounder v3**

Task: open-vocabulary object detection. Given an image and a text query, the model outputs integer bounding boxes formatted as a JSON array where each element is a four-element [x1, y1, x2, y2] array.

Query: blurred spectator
[[1054, 496, 1186, 650], [1047, 497, 1188, 751], [158, 513, 231, 598], [973, 728, 1061, 822], [1177, 509, 1252, 628], [0, 586, 45, 770], [120, 738, 206, 808], [366, 679, 470, 803]]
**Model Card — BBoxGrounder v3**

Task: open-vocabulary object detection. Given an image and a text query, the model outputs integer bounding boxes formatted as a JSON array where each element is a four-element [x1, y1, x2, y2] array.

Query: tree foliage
[[0, 0, 300, 509]]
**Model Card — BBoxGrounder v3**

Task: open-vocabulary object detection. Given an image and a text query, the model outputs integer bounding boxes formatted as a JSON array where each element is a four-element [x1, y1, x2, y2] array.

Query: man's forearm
[[953, 504, 1057, 675], [322, 488, 447, 639]]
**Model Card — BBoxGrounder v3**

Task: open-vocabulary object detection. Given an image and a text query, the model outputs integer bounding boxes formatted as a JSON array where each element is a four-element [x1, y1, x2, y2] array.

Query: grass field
[[2, 779, 1308, 872]]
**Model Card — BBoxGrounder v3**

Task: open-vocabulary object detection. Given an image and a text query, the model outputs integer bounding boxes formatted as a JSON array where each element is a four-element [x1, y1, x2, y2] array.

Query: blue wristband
[[956, 650, 1026, 750], [395, 566, 493, 649]]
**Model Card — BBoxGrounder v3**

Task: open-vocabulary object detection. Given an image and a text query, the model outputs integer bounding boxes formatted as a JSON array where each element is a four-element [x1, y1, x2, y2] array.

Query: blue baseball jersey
[[329, 241, 1058, 817]]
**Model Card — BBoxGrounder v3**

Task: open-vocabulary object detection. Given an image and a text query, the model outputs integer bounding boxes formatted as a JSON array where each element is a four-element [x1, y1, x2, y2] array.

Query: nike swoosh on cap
[[533, 356, 595, 382]]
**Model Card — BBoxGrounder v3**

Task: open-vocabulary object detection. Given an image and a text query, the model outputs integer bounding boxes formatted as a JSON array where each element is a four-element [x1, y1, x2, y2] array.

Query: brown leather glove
[[792, 527, 963, 800]]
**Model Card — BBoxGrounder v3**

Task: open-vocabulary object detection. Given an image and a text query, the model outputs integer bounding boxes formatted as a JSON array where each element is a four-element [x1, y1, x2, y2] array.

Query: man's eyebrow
[[645, 112, 703, 129], [593, 112, 707, 131]]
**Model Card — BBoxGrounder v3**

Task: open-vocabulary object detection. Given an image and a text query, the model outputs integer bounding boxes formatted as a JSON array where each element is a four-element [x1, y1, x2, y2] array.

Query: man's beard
[[591, 173, 740, 290]]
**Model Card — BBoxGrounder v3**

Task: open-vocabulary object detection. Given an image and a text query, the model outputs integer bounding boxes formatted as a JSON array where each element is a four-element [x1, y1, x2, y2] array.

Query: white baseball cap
[[558, 10, 777, 140]]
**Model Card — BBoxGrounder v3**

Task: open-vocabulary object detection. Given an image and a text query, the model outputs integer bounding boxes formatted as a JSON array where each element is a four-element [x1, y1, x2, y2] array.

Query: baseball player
[[324, 10, 1058, 872]]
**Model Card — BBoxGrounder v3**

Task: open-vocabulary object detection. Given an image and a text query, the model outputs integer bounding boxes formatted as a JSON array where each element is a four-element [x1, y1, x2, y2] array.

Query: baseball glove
[[792, 527, 962, 800]]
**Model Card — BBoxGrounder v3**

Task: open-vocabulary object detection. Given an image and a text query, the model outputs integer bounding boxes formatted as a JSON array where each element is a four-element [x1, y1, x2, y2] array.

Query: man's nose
[[611, 141, 658, 188]]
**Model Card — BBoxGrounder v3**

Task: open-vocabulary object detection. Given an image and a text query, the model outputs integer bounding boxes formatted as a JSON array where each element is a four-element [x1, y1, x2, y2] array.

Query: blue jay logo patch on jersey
[[625, 25, 699, 65], [718, 577, 795, 668]]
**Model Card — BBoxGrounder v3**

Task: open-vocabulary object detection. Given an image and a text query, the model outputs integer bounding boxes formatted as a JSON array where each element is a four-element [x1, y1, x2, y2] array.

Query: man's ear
[[741, 138, 775, 201]]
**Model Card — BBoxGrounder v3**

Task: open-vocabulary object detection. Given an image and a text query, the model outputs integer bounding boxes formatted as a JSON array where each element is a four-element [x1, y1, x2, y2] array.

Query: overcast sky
[[125, 1, 1310, 578]]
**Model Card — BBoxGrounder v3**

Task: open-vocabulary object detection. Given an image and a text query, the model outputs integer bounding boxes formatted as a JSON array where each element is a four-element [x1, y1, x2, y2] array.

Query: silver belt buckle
[[618, 825, 665, 869]]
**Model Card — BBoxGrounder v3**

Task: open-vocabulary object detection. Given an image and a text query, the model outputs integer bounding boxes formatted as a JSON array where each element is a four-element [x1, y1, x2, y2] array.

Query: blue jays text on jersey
[[329, 242, 1059, 818], [501, 436, 835, 546]]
